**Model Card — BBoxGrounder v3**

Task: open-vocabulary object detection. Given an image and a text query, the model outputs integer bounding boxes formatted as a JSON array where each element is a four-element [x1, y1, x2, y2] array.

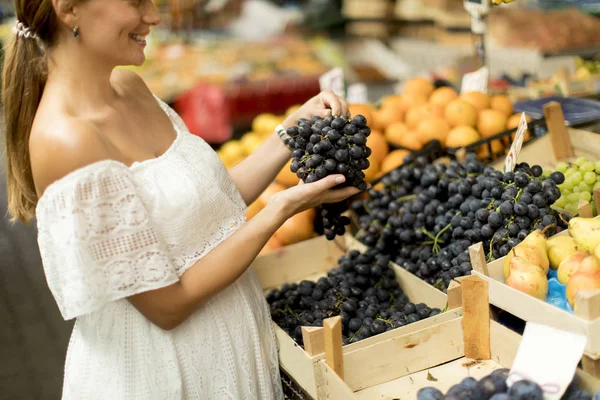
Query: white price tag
[[507, 322, 587, 400], [504, 112, 529, 173], [461, 66, 489, 94], [319, 68, 345, 99], [347, 83, 368, 104]]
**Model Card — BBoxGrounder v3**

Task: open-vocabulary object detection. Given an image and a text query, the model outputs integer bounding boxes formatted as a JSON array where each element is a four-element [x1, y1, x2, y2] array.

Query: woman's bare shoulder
[[29, 111, 110, 198]]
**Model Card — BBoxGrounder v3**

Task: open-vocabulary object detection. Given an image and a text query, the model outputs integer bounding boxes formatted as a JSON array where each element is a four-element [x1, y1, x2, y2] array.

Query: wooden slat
[[315, 360, 355, 399], [469, 242, 489, 277], [324, 316, 344, 380], [582, 356, 600, 379], [342, 318, 465, 391], [447, 280, 463, 310], [574, 290, 600, 321], [302, 326, 325, 357], [579, 200, 594, 218], [543, 101, 574, 161], [462, 276, 491, 360], [595, 189, 600, 215]]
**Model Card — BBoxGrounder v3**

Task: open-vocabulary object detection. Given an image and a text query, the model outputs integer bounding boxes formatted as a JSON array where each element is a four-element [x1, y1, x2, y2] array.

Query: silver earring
[[73, 25, 79, 38]]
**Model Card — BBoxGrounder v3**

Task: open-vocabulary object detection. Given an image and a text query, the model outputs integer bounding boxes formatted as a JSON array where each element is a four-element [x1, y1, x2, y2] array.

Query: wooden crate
[[251, 235, 460, 399], [467, 219, 600, 376], [312, 276, 600, 399]]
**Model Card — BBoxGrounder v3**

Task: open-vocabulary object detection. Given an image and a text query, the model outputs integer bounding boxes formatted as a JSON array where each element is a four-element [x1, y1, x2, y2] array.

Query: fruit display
[[265, 248, 441, 346], [367, 77, 523, 159], [351, 156, 565, 290], [553, 157, 600, 216], [285, 114, 372, 240], [485, 215, 600, 311], [418, 371, 600, 400]]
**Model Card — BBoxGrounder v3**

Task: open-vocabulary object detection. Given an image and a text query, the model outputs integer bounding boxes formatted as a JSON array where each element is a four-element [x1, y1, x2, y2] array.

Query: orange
[[349, 104, 374, 125], [372, 106, 404, 131], [275, 160, 300, 187], [478, 140, 506, 159], [366, 131, 389, 164], [385, 123, 422, 150], [402, 77, 435, 98], [445, 99, 478, 127], [259, 235, 284, 256], [445, 126, 480, 148], [416, 118, 451, 146], [381, 95, 405, 111], [246, 201, 264, 220], [477, 109, 508, 138], [274, 208, 315, 245], [506, 113, 531, 130], [460, 91, 490, 112], [490, 95, 513, 117], [258, 182, 287, 207], [405, 104, 444, 130], [399, 92, 428, 112], [429, 87, 458, 108], [381, 149, 411, 174]]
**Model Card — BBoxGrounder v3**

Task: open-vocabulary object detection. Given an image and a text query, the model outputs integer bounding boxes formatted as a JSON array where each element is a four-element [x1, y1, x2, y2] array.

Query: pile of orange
[[352, 77, 525, 167]]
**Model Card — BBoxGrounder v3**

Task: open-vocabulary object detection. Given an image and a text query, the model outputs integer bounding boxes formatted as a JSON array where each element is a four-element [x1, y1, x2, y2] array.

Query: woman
[[2, 0, 362, 398]]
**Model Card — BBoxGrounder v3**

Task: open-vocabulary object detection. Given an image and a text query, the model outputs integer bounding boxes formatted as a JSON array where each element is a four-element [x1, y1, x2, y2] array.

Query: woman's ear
[[51, 0, 78, 29]]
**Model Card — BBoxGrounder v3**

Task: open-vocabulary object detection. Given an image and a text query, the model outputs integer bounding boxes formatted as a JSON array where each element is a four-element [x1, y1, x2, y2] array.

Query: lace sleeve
[[35, 161, 180, 320]]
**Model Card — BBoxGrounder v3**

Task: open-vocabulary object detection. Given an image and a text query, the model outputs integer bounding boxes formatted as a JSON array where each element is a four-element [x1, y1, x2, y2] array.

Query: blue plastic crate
[[514, 96, 600, 126]]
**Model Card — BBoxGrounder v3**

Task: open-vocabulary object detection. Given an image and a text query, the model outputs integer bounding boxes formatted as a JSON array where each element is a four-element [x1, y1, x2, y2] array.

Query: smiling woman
[[2, 0, 361, 399]]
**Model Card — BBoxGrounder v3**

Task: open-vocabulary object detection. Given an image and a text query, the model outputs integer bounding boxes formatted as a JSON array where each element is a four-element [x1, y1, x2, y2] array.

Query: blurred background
[[0, 0, 598, 398]]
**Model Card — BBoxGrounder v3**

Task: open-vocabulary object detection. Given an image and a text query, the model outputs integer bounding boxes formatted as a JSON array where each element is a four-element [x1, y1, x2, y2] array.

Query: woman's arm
[[127, 174, 361, 330], [229, 91, 349, 206]]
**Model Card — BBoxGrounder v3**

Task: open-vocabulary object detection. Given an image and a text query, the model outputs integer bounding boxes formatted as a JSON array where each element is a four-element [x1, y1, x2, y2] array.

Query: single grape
[[555, 162, 569, 172], [575, 156, 588, 167], [584, 171, 596, 184], [581, 162, 595, 173]]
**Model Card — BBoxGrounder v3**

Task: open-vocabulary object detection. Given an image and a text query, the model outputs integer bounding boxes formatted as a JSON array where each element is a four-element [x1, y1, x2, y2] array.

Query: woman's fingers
[[323, 186, 362, 204], [319, 90, 344, 117]]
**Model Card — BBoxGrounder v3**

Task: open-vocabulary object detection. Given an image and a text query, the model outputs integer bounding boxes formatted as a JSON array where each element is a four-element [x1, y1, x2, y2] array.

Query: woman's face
[[74, 0, 161, 67]]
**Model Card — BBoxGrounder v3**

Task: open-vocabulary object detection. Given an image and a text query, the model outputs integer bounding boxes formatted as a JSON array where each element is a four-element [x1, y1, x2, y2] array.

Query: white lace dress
[[35, 97, 283, 400]]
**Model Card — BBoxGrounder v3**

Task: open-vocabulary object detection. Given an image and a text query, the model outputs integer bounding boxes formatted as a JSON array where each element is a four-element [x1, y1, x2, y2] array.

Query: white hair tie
[[12, 19, 38, 40]]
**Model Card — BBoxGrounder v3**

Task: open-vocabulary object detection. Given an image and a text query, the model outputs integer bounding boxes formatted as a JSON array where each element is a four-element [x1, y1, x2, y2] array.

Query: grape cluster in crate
[[266, 248, 440, 346], [351, 155, 567, 291]]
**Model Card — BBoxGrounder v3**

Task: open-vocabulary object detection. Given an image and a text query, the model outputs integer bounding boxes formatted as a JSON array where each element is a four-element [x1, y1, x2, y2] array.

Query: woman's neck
[[46, 41, 120, 113]]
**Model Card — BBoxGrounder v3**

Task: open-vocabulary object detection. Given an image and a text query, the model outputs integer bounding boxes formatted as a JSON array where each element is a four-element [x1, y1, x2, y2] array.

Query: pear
[[547, 236, 581, 270], [568, 217, 600, 253], [506, 256, 549, 301], [566, 255, 600, 307], [557, 251, 588, 285], [503, 231, 549, 278]]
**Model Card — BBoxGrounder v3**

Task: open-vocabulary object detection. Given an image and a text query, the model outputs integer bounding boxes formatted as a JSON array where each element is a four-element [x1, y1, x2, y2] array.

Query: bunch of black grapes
[[351, 154, 567, 291], [284, 114, 371, 240], [266, 248, 441, 346], [418, 370, 598, 400]]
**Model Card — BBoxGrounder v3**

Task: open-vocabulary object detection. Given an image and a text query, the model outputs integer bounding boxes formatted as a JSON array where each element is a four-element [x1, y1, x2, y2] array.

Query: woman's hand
[[282, 90, 350, 130], [269, 174, 364, 218]]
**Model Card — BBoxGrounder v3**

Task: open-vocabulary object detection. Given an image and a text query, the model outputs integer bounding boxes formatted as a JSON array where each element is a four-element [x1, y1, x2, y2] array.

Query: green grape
[[580, 191, 592, 202], [595, 161, 600, 174], [575, 156, 588, 167], [563, 179, 576, 191], [568, 193, 581, 203], [565, 203, 578, 214], [579, 182, 592, 192], [584, 171, 597, 184], [572, 172, 583, 185], [573, 186, 581, 193], [581, 162, 595, 173], [555, 162, 569, 173], [565, 167, 578, 177], [554, 196, 567, 208]]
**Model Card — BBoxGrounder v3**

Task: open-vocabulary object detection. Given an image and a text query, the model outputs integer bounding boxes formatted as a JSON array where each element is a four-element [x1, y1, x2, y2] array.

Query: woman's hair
[[2, 1, 75, 223]]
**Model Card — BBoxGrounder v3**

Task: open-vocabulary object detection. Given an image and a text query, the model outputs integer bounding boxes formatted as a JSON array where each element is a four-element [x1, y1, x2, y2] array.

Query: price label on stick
[[507, 322, 587, 400], [319, 68, 345, 99], [347, 83, 368, 104], [504, 113, 529, 173], [461, 66, 489, 94]]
